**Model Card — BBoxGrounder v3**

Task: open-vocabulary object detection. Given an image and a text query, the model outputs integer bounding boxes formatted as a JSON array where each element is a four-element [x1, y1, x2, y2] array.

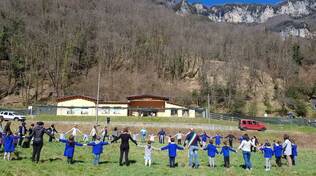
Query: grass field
[[1, 116, 316, 176], [31, 115, 316, 133], [0, 137, 315, 176]]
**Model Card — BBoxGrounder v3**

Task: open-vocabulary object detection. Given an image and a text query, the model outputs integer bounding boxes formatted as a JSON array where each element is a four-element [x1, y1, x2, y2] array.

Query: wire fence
[[207, 112, 315, 126], [1, 106, 315, 127]]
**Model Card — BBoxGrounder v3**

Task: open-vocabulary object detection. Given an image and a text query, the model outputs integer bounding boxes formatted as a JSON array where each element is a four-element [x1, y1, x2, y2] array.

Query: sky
[[187, 0, 283, 7]]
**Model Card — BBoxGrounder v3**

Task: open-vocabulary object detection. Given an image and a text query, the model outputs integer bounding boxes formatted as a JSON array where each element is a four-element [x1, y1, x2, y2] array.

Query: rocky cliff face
[[160, 0, 316, 38], [207, 0, 316, 23]]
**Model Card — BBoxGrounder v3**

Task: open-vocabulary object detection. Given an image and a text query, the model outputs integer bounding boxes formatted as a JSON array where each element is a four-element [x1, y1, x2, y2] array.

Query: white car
[[0, 111, 26, 121]]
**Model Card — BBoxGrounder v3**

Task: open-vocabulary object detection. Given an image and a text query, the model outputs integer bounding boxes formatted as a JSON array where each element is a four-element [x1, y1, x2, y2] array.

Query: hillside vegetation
[[0, 0, 315, 117]]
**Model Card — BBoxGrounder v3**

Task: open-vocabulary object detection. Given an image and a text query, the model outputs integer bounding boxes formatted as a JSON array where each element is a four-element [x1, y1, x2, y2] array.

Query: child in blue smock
[[220, 141, 236, 168], [291, 139, 297, 166], [200, 131, 210, 147], [260, 142, 274, 171], [203, 140, 219, 168], [161, 138, 184, 168], [273, 141, 283, 167], [59, 135, 83, 164], [87, 136, 110, 165], [3, 131, 19, 160], [213, 133, 223, 146]]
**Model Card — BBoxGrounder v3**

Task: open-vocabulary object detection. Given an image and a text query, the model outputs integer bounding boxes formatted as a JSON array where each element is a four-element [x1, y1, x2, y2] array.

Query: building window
[[81, 108, 89, 115], [171, 109, 178, 116], [112, 107, 121, 114], [100, 107, 111, 114], [182, 109, 189, 117]]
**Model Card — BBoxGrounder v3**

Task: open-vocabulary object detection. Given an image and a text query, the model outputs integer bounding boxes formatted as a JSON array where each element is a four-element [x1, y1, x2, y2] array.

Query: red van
[[239, 119, 266, 131]]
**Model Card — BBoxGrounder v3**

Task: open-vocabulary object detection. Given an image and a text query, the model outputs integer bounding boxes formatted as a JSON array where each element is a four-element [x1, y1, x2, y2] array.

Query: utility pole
[[96, 64, 101, 125], [207, 93, 210, 123]]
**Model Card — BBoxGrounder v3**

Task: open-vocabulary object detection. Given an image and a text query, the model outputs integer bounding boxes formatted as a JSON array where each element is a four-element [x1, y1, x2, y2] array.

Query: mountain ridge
[[157, 0, 316, 38]]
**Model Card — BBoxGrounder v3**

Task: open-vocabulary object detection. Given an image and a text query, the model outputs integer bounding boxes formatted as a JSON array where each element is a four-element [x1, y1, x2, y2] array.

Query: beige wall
[[57, 99, 95, 116], [57, 99, 128, 116], [56, 98, 196, 118], [98, 104, 128, 116], [163, 103, 195, 118]]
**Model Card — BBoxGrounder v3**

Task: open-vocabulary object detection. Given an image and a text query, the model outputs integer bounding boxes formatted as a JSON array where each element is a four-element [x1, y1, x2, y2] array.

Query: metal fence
[[1, 106, 315, 127], [0, 106, 207, 118], [208, 112, 314, 126]]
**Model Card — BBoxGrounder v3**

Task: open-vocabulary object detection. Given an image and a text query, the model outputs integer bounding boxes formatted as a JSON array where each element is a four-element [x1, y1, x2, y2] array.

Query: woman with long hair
[[111, 127, 137, 166], [283, 134, 292, 167], [3, 121, 12, 134], [238, 134, 256, 170]]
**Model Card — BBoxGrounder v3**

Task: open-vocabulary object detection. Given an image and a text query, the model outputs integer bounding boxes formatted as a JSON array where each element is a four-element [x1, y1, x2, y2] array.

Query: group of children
[[0, 121, 298, 171]]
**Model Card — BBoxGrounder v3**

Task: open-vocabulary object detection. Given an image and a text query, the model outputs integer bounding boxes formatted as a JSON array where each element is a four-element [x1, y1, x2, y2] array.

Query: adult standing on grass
[[111, 127, 119, 142], [111, 127, 138, 166], [101, 126, 108, 142], [283, 134, 292, 167], [238, 134, 256, 170], [18, 122, 27, 146], [30, 121, 52, 163], [158, 128, 166, 144], [3, 121, 12, 134], [225, 133, 236, 147], [184, 128, 202, 169], [140, 127, 147, 143]]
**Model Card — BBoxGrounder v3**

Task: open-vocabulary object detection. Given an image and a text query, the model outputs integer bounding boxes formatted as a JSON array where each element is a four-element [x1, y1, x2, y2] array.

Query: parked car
[[0, 111, 26, 121], [238, 119, 266, 131]]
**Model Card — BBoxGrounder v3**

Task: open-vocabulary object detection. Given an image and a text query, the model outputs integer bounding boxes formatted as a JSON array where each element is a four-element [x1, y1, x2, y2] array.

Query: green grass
[[32, 115, 235, 125], [0, 138, 315, 176], [31, 115, 316, 133]]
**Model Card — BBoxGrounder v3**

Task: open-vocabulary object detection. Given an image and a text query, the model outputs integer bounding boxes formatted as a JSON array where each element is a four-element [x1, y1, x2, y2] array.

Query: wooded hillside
[[0, 0, 315, 117]]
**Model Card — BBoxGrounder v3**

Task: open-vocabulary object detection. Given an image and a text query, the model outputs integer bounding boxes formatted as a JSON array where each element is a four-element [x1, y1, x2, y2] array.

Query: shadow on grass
[[12, 156, 28, 161], [99, 161, 118, 164], [73, 160, 85, 164], [40, 158, 63, 163]]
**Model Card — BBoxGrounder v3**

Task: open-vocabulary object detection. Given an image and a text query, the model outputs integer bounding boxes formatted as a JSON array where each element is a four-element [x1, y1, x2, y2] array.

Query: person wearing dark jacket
[[225, 133, 237, 147], [29, 121, 52, 163], [111, 127, 137, 166], [18, 122, 27, 146], [158, 129, 166, 144], [28, 124, 34, 136], [47, 124, 58, 142]]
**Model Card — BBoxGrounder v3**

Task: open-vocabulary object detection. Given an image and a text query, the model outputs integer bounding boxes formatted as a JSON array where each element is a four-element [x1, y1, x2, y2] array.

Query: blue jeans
[[189, 146, 199, 167], [141, 135, 146, 143], [243, 151, 252, 169], [169, 157, 175, 167], [159, 135, 164, 144], [94, 154, 100, 165]]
